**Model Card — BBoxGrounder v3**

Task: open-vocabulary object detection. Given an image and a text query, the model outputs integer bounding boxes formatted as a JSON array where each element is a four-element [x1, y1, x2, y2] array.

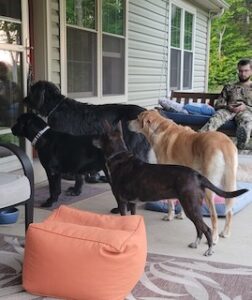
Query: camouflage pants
[[200, 109, 252, 143]]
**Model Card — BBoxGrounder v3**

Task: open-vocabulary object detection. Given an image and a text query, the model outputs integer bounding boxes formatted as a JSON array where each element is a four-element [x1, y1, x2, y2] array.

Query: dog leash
[[31, 126, 50, 146], [47, 99, 65, 119]]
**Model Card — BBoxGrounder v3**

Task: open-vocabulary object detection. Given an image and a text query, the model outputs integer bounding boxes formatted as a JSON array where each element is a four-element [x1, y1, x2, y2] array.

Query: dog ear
[[115, 120, 125, 140], [115, 120, 123, 133], [103, 120, 112, 132], [92, 138, 102, 149], [143, 117, 151, 128], [38, 89, 45, 107]]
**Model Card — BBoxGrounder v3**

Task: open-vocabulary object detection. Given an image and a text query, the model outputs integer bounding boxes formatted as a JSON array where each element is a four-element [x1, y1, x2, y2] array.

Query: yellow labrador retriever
[[129, 109, 238, 244]]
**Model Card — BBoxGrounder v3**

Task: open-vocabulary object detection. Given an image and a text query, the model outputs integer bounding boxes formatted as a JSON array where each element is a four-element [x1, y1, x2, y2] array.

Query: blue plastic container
[[0, 207, 19, 224]]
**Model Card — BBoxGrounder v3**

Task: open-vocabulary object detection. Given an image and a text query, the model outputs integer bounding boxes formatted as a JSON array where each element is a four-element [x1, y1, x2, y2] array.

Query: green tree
[[66, 0, 96, 29], [209, 0, 252, 91]]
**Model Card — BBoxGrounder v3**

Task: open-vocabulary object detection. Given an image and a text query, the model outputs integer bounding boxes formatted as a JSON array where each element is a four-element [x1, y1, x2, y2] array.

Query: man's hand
[[227, 103, 246, 113]]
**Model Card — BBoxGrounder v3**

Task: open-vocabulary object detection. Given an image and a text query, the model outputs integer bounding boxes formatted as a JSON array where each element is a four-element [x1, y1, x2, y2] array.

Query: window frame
[[168, 0, 196, 92], [61, 0, 128, 104], [0, 0, 32, 167]]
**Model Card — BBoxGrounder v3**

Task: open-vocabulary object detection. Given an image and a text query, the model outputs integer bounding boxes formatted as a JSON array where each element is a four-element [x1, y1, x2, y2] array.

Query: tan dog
[[129, 109, 239, 244]]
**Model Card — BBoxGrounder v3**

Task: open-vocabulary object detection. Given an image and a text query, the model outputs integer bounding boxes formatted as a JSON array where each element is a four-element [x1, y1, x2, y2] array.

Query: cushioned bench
[[160, 91, 238, 137], [162, 111, 236, 135]]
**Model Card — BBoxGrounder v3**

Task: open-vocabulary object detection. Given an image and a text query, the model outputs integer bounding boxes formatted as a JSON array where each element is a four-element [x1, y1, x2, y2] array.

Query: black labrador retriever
[[93, 123, 248, 256], [12, 113, 107, 207], [24, 80, 152, 212]]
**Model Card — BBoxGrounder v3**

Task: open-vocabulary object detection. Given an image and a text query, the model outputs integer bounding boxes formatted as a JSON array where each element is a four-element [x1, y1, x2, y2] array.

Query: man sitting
[[200, 58, 252, 149]]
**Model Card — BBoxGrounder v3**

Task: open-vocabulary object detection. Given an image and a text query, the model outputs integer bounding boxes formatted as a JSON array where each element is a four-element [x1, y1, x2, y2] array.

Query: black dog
[[12, 113, 107, 207], [93, 123, 248, 256], [24, 81, 152, 212]]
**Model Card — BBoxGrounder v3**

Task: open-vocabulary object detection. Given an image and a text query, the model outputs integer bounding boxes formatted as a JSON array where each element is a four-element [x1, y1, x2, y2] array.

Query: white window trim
[[60, 0, 67, 94], [60, 0, 128, 104], [168, 0, 196, 92]]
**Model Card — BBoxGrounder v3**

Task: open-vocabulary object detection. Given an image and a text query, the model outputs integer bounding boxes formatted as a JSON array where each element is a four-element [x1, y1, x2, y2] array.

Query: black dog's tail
[[200, 175, 248, 198]]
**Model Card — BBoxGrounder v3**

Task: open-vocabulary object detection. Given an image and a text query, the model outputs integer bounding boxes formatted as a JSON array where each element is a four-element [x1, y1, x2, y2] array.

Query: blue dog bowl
[[0, 207, 19, 224]]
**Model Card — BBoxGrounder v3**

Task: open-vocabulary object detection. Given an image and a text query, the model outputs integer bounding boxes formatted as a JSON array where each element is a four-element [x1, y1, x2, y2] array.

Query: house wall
[[127, 0, 169, 107], [47, 0, 210, 106], [48, 0, 61, 85], [127, 0, 210, 106], [193, 8, 209, 91], [32, 0, 47, 81]]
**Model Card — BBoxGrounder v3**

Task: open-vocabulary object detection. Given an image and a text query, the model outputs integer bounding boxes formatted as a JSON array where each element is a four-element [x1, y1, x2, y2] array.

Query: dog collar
[[47, 99, 65, 119], [106, 150, 130, 162], [31, 126, 50, 146]]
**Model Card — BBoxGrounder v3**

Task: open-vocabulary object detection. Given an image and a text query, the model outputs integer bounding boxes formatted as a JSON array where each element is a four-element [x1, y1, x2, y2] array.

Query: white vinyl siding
[[193, 8, 209, 91], [128, 0, 169, 107], [128, 0, 209, 106], [48, 0, 61, 85], [50, 0, 211, 105]]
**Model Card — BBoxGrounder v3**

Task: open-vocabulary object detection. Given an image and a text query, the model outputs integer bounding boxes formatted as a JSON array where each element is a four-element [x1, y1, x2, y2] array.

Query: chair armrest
[[0, 142, 34, 199]]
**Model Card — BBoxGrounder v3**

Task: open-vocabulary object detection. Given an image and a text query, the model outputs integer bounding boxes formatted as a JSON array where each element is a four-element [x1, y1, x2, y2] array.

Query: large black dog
[[24, 81, 152, 211], [12, 113, 107, 207], [93, 123, 248, 256]]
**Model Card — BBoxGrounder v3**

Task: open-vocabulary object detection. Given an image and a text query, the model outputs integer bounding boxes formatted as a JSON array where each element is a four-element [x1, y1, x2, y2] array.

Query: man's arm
[[214, 85, 230, 110]]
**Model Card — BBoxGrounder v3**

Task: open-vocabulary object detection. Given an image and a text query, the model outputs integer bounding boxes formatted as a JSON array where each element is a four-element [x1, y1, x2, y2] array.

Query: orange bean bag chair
[[22, 205, 147, 300]]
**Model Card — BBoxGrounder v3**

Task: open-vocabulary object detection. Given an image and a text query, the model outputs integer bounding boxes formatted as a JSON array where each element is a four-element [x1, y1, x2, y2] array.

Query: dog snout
[[11, 124, 18, 136], [11, 122, 23, 136], [23, 96, 28, 105]]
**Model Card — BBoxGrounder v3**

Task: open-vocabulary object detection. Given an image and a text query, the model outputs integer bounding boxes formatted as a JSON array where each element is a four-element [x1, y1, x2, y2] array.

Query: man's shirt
[[215, 82, 252, 110]]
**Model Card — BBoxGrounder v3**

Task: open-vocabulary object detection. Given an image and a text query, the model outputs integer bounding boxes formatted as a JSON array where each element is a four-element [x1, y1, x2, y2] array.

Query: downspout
[[205, 7, 225, 91]]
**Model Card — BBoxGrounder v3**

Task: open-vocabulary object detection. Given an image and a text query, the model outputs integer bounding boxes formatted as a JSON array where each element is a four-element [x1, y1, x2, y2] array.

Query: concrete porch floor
[[0, 154, 252, 266]]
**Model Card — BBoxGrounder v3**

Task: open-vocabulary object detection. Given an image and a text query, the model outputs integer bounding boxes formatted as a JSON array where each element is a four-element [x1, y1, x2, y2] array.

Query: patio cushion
[[162, 111, 236, 130], [22, 205, 147, 300], [145, 181, 252, 217], [0, 173, 31, 209], [201, 181, 252, 216]]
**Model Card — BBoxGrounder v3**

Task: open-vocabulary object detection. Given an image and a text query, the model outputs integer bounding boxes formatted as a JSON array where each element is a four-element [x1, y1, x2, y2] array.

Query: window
[[169, 4, 194, 90], [66, 0, 97, 97], [0, 0, 24, 146], [102, 0, 125, 95], [66, 0, 125, 99]]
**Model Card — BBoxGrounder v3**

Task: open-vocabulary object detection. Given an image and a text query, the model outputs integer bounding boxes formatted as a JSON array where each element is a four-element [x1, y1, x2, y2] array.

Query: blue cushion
[[162, 111, 236, 130], [145, 181, 252, 217], [184, 103, 215, 116], [163, 111, 210, 125], [201, 181, 252, 216]]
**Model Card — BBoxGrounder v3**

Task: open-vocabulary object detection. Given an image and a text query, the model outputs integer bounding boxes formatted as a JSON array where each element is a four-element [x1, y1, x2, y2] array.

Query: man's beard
[[239, 75, 251, 83]]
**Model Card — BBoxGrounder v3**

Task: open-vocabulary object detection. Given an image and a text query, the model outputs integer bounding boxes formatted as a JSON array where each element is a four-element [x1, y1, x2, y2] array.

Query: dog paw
[[162, 210, 175, 221], [219, 231, 231, 238], [110, 207, 120, 214], [110, 206, 130, 214], [162, 214, 174, 221], [212, 236, 219, 245], [188, 242, 198, 249], [175, 212, 184, 220], [203, 248, 214, 256], [65, 187, 81, 196], [41, 201, 54, 208]]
